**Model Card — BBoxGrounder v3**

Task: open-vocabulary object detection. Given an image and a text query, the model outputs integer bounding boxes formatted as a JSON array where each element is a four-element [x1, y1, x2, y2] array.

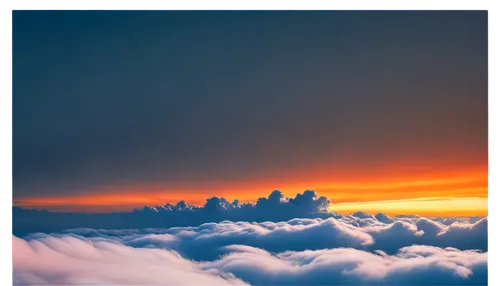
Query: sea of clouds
[[13, 190, 488, 285]]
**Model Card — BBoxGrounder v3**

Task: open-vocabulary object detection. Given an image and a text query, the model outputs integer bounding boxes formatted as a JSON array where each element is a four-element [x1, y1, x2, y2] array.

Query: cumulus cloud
[[13, 234, 487, 285]]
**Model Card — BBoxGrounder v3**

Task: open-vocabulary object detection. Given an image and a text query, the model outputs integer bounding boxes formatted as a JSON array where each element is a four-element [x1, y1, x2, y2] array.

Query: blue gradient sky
[[13, 11, 488, 214]]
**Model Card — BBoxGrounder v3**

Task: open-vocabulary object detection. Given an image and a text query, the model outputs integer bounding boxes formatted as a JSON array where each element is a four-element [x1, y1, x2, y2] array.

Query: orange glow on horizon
[[13, 165, 488, 216], [329, 196, 488, 217]]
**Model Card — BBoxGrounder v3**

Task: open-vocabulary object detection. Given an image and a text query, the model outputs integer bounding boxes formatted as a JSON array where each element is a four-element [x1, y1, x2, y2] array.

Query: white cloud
[[201, 245, 487, 285], [47, 215, 487, 261], [13, 235, 245, 285]]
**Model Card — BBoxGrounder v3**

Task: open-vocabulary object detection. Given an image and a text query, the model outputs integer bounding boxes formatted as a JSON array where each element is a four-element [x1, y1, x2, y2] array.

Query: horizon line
[[13, 189, 488, 217]]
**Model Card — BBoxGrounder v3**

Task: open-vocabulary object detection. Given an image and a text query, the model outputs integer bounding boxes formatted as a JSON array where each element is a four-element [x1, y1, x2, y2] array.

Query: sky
[[12, 11, 488, 215]]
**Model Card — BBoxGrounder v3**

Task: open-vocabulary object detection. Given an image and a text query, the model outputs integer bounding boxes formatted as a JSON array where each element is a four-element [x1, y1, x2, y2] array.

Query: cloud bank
[[43, 215, 486, 260], [13, 234, 487, 285]]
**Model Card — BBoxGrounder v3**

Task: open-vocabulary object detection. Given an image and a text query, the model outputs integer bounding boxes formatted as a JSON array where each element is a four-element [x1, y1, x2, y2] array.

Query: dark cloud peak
[[376, 212, 395, 223], [353, 211, 376, 219], [138, 189, 330, 215]]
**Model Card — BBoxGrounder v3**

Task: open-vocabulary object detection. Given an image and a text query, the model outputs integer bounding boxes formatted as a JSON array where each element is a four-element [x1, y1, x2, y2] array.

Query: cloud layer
[[13, 235, 244, 285], [44, 215, 487, 260], [202, 245, 487, 285], [14, 233, 487, 285]]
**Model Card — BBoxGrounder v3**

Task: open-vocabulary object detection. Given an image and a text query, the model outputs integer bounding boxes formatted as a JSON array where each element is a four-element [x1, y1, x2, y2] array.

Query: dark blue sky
[[13, 11, 487, 207]]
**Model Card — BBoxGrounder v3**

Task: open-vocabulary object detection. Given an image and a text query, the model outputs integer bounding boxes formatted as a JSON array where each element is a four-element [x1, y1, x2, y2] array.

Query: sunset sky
[[13, 11, 487, 216]]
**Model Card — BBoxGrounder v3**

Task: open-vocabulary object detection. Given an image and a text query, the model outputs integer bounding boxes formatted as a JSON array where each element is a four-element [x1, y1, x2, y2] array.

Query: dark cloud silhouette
[[13, 190, 336, 235], [352, 211, 376, 219]]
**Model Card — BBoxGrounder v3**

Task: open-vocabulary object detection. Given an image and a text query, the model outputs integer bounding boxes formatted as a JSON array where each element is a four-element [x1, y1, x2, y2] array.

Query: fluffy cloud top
[[37, 215, 487, 262], [13, 234, 487, 285], [202, 245, 487, 285]]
